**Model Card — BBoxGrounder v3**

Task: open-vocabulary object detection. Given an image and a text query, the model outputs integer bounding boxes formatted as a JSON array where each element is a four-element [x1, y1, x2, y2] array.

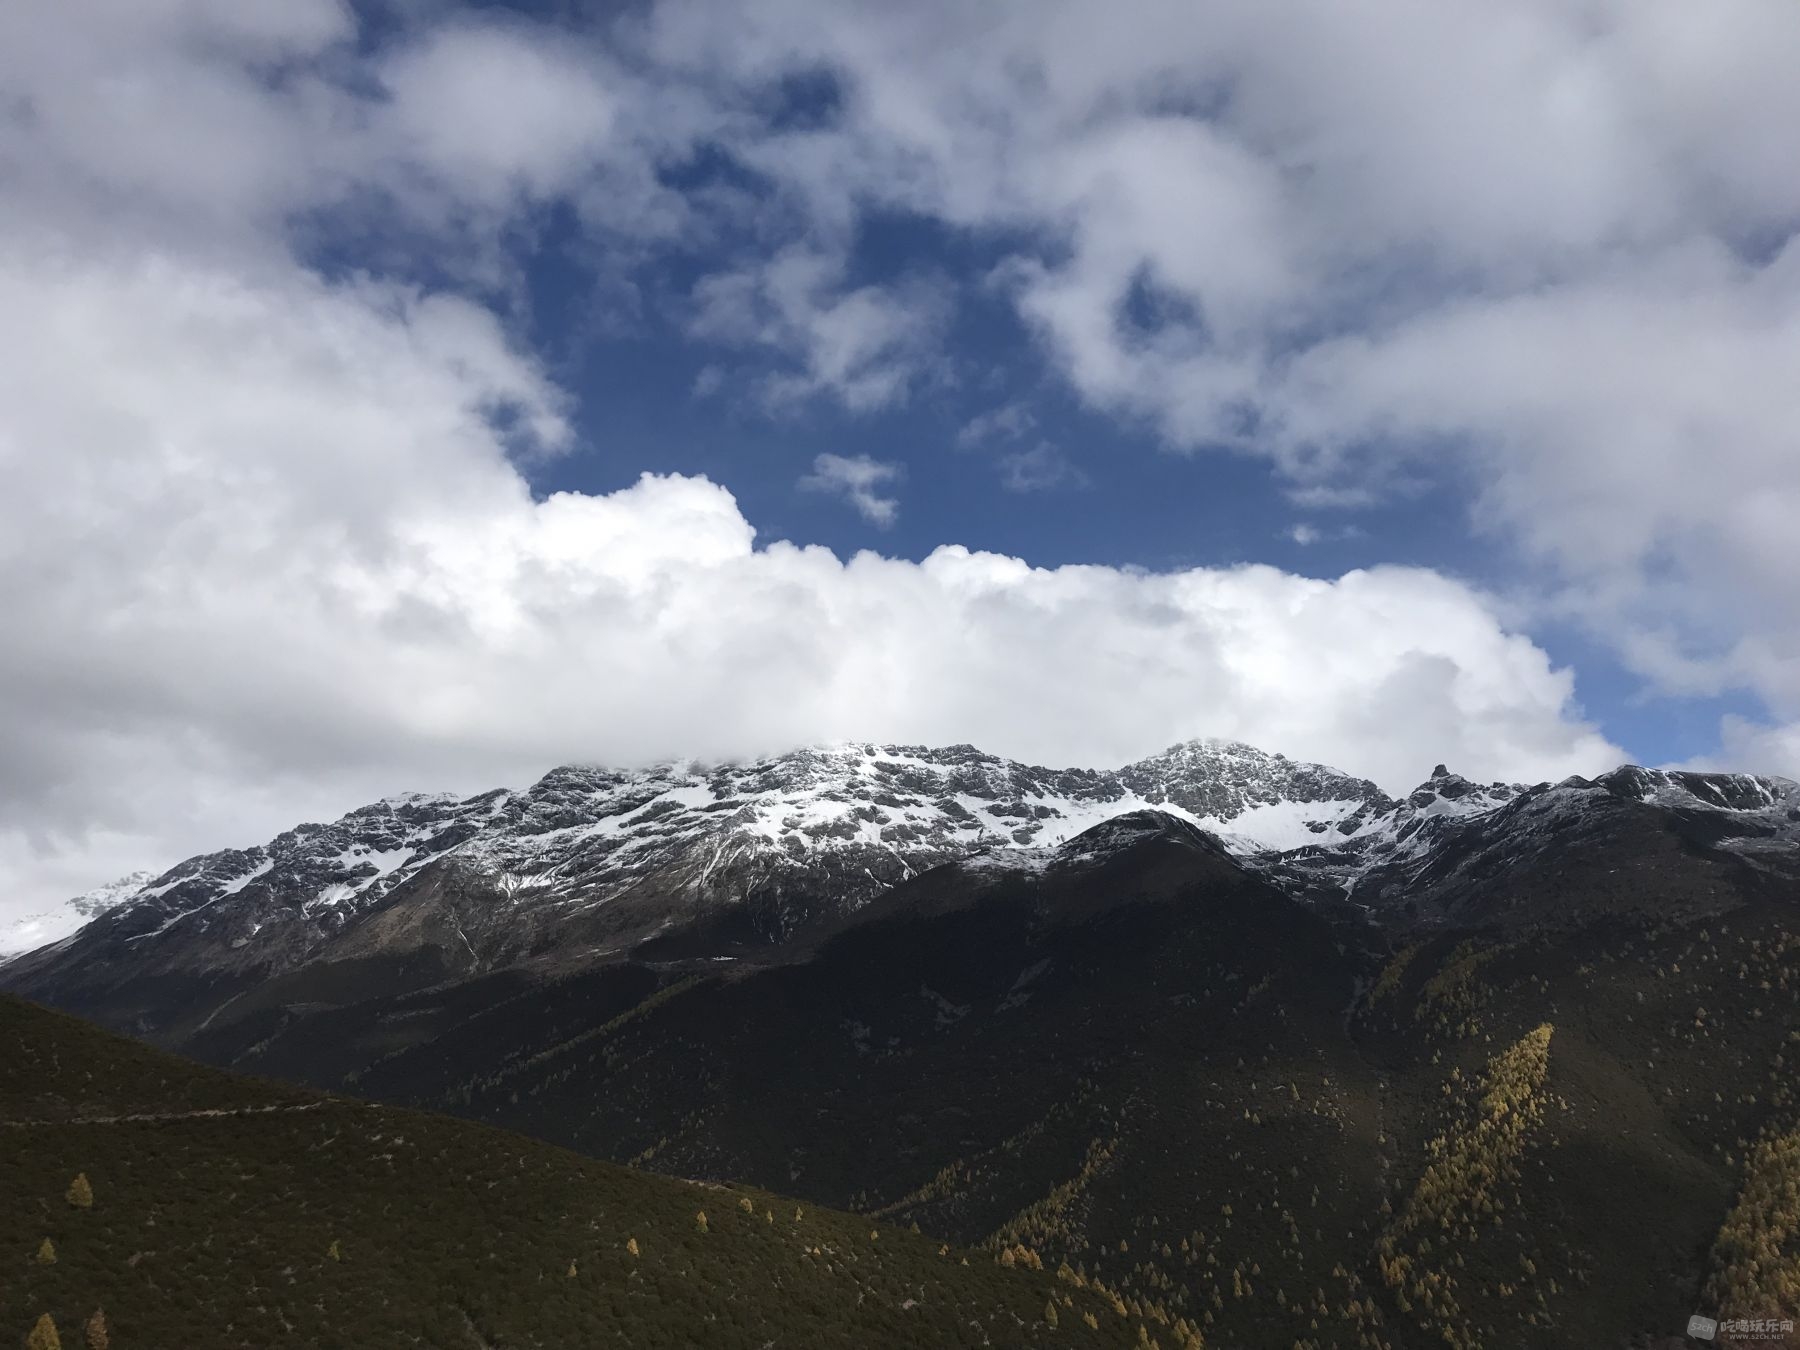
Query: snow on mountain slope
[[12, 739, 1799, 981], [1259, 760, 1800, 924], [1594, 764, 1800, 826], [0, 870, 156, 959], [4, 739, 1388, 972], [1583, 765, 1800, 871], [0, 790, 520, 972], [1119, 739, 1391, 830]]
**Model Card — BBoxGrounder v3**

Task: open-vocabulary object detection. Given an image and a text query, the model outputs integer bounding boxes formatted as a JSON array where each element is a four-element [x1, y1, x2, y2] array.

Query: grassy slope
[[343, 874, 1800, 1347], [389, 866, 1398, 1347], [20, 820, 1800, 1348], [1349, 896, 1800, 1348], [1, 995, 1137, 1350]]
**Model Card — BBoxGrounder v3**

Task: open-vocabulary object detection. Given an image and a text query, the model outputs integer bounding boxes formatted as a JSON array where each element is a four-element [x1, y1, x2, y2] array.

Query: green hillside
[[277, 831, 1800, 1348], [0, 994, 1136, 1350], [12, 812, 1800, 1347]]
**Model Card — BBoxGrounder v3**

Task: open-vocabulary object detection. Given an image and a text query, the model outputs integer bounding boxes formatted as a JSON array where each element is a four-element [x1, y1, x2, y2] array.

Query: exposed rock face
[[5, 737, 1798, 1042], [1260, 763, 1800, 927], [0, 738, 1389, 982], [1119, 739, 1392, 826]]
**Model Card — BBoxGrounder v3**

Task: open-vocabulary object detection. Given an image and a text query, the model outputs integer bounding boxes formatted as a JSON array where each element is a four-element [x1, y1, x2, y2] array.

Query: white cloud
[[0, 235, 1616, 927], [376, 21, 620, 206], [10, 0, 1791, 930], [0, 0, 639, 281], [1689, 716, 1800, 779], [636, 0, 1800, 769], [1260, 243, 1800, 703], [0, 0, 354, 254], [0, 223, 1619, 908], [690, 247, 948, 412], [1286, 523, 1365, 547], [797, 452, 905, 526], [957, 401, 1037, 449], [998, 444, 1088, 493], [957, 405, 1084, 491]]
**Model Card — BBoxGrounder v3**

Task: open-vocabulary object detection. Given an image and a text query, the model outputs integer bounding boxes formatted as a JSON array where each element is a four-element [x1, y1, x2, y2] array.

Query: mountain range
[[0, 739, 1390, 959], [6, 738, 1795, 1028], [6, 737, 1800, 1348]]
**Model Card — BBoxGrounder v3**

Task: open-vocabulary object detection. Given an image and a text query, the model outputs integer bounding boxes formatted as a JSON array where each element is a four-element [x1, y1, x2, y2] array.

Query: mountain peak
[[0, 737, 1413, 966], [10, 731, 1800, 1057], [1052, 808, 1229, 864], [1117, 739, 1392, 848], [1539, 764, 1799, 818], [1135, 736, 1292, 766]]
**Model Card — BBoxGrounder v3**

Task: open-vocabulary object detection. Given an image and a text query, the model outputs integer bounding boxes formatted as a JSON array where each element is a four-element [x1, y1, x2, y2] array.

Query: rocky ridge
[[6, 741, 1797, 996]]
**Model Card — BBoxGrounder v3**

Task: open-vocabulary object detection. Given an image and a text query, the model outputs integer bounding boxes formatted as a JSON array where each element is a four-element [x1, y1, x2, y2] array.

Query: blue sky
[[2, 0, 1798, 910], [508, 188, 1751, 769], [549, 314, 1755, 767]]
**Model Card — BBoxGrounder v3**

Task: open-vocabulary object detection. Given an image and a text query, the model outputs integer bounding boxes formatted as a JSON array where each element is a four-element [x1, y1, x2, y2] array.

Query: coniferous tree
[[83, 1310, 108, 1350], [26, 1314, 61, 1350], [66, 1174, 94, 1210], [35, 1238, 56, 1266]]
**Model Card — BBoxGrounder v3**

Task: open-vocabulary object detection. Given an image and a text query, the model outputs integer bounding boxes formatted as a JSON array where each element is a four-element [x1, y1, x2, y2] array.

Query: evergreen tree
[[625, 1237, 640, 1257], [66, 1174, 94, 1210], [35, 1238, 56, 1265], [84, 1310, 108, 1350], [327, 1240, 342, 1262], [26, 1314, 61, 1350]]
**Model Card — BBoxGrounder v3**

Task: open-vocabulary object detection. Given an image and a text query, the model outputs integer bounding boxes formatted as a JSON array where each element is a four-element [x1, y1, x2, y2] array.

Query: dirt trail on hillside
[[1, 1099, 373, 1128]]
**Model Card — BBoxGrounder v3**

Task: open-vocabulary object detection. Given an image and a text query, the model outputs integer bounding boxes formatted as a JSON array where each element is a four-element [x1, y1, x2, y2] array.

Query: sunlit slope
[[1, 994, 1135, 1350]]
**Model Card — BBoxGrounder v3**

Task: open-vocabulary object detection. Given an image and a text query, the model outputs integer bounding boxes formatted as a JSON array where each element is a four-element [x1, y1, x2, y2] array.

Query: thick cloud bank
[[641, 0, 1800, 767], [0, 235, 1619, 908]]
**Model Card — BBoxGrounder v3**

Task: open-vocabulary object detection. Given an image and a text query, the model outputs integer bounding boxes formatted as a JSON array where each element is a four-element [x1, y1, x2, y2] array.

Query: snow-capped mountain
[[5, 738, 1797, 1040], [0, 870, 158, 957], [1116, 739, 1394, 848], [0, 739, 1384, 966], [1261, 761, 1800, 925]]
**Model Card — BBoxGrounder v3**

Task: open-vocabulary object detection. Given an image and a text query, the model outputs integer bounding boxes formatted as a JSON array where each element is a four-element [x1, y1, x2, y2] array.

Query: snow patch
[[218, 859, 274, 896], [1196, 797, 1371, 853]]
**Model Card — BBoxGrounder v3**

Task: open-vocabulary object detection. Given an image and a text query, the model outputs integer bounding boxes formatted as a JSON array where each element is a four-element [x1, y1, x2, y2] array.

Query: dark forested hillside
[[103, 806, 1799, 1348], [7, 750, 1800, 1348], [0, 994, 1138, 1350]]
